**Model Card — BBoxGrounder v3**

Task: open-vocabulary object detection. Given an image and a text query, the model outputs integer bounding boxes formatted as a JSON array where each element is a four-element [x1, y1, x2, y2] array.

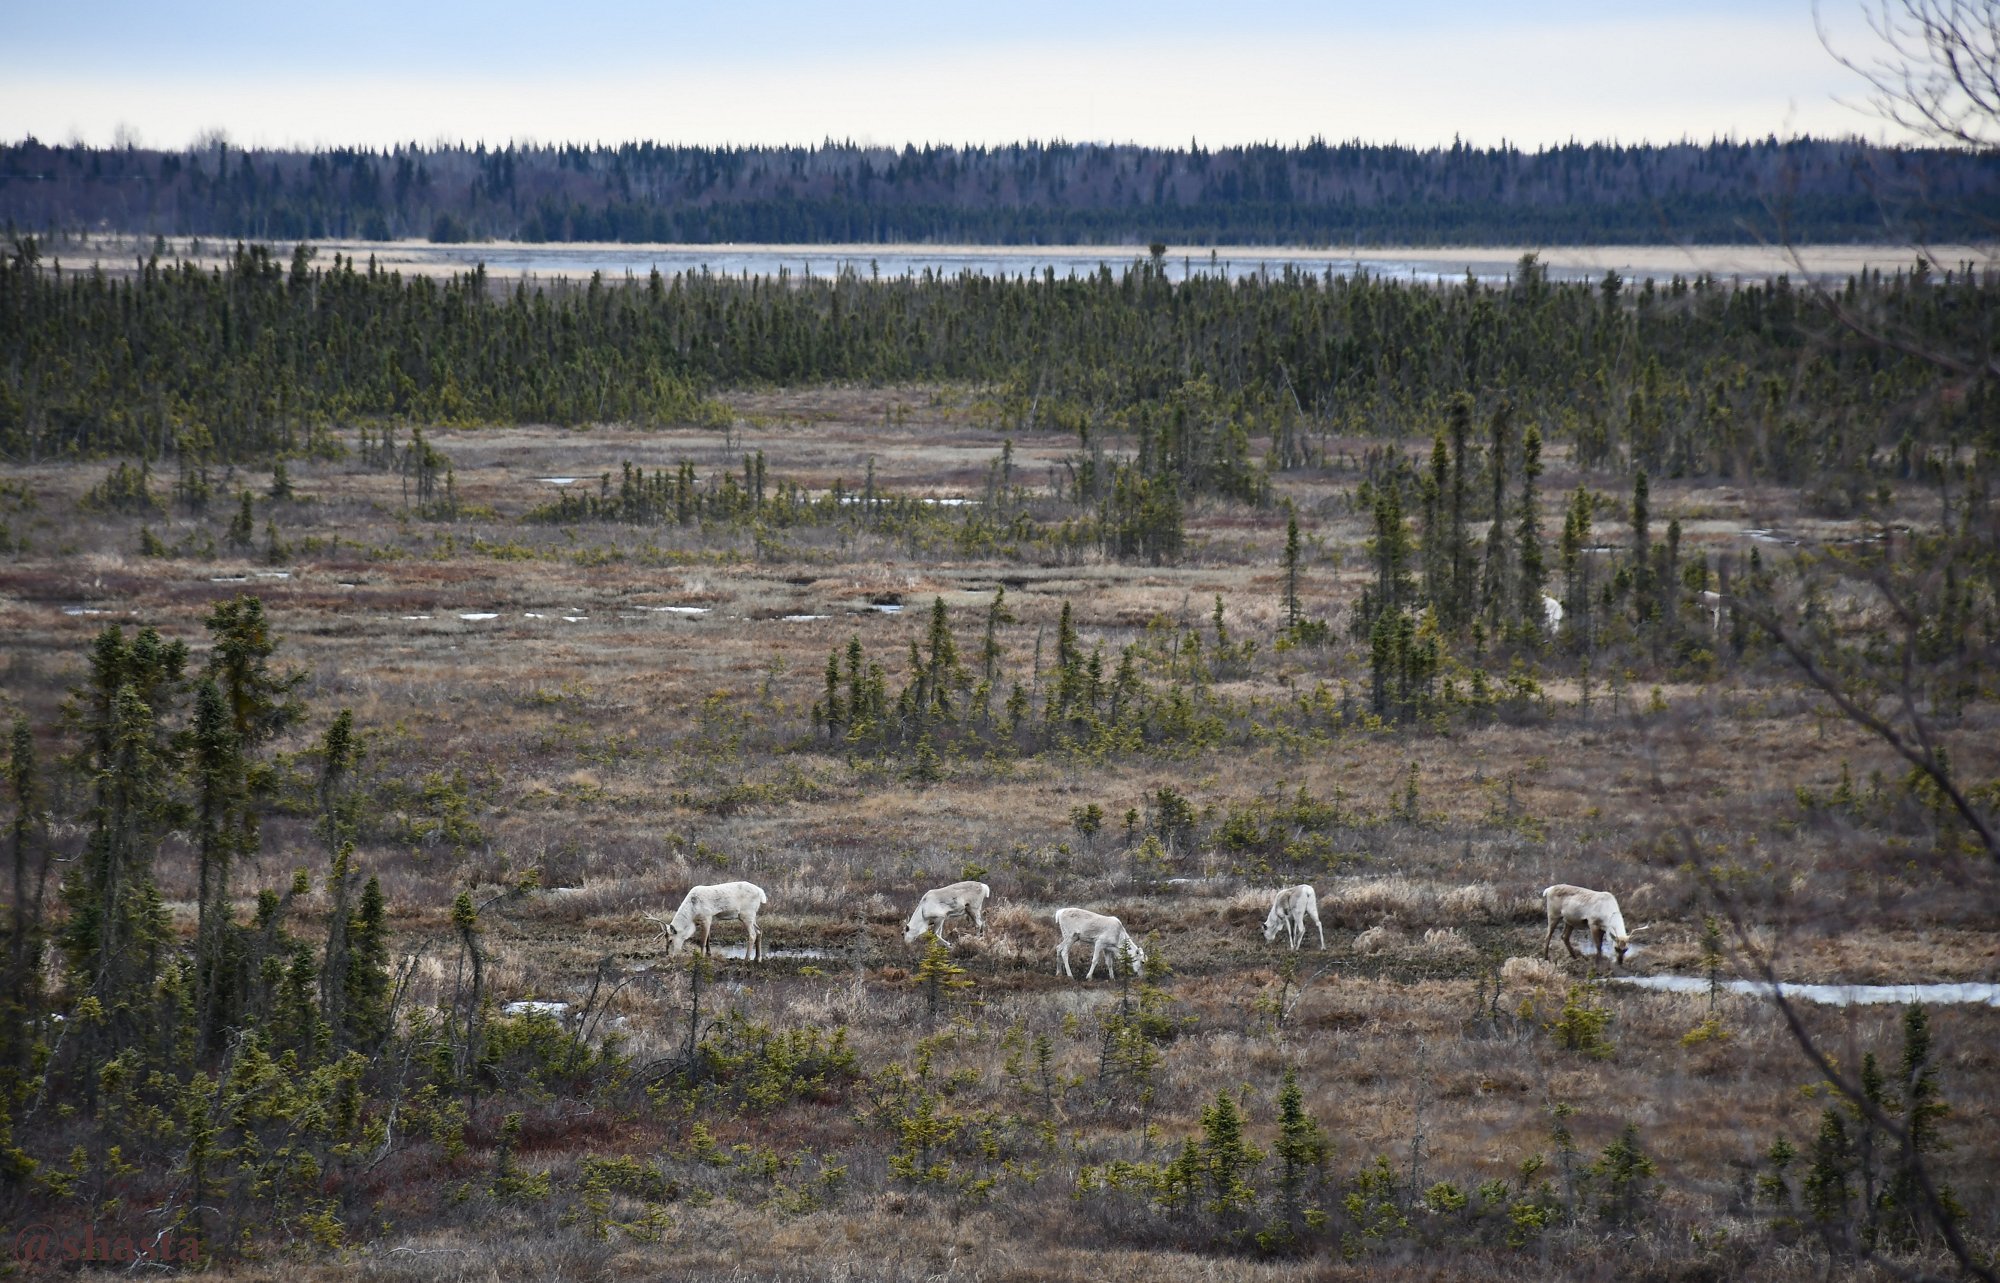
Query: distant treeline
[[3, 136, 1996, 245], [4, 236, 1996, 510]]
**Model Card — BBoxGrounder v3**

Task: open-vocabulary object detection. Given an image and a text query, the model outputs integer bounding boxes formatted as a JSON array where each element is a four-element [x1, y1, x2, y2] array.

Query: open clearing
[[1, 385, 1994, 1281]]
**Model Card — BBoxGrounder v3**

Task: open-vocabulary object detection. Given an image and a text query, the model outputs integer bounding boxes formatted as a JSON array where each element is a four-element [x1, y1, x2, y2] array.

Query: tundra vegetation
[[0, 237, 1994, 1280]]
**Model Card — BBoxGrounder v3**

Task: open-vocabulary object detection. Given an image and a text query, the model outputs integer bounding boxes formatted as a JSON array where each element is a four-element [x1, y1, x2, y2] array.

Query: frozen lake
[[70, 236, 1970, 287]]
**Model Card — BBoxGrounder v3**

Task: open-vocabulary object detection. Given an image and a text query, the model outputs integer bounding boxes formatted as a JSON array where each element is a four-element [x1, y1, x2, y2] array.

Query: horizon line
[[6, 131, 1979, 156]]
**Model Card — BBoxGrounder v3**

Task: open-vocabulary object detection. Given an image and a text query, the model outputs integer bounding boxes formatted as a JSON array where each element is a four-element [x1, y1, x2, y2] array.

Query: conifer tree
[[226, 491, 255, 548], [1559, 485, 1594, 646], [1590, 1123, 1656, 1228], [1857, 1051, 1887, 1246], [1659, 517, 1683, 641], [3, 719, 42, 1083], [1422, 432, 1451, 616], [1196, 1089, 1260, 1221], [1281, 509, 1303, 630], [1050, 600, 1084, 719], [1631, 470, 1653, 625], [315, 709, 367, 1046], [190, 679, 245, 1048], [845, 636, 868, 738], [342, 874, 391, 1050], [980, 587, 1014, 685], [449, 890, 485, 1082], [1881, 1004, 1957, 1247], [1264, 1066, 1329, 1248], [1482, 402, 1513, 627], [204, 596, 304, 880], [921, 596, 964, 721], [1802, 1106, 1855, 1241], [1447, 395, 1474, 627], [1516, 421, 1546, 637], [1369, 610, 1395, 718], [205, 595, 306, 755], [62, 628, 187, 1046], [821, 649, 845, 740], [63, 683, 177, 1085], [1353, 479, 1416, 648]]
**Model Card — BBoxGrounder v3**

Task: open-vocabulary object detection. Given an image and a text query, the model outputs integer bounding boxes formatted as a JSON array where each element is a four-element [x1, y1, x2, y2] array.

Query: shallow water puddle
[[536, 477, 581, 485], [499, 1000, 629, 1033], [638, 605, 710, 615], [707, 945, 834, 961], [838, 494, 977, 507], [62, 607, 114, 616], [400, 614, 433, 621], [1615, 974, 2000, 1007], [562, 615, 588, 623], [458, 612, 499, 621], [210, 575, 250, 583], [782, 613, 830, 622], [502, 1000, 572, 1020], [870, 603, 904, 614]]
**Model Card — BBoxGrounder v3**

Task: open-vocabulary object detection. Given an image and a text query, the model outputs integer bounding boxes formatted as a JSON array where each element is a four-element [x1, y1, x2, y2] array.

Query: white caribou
[[1541, 883, 1633, 970], [1263, 884, 1325, 950], [1054, 907, 1145, 980], [661, 881, 768, 960], [904, 881, 992, 947]]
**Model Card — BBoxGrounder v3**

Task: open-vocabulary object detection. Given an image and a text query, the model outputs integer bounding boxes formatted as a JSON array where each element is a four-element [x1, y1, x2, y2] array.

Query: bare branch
[[1733, 592, 1998, 861], [1690, 842, 1996, 1283], [1819, 0, 2000, 148]]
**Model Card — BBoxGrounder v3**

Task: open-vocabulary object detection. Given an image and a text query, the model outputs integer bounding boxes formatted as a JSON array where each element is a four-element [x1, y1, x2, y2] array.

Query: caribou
[[1263, 884, 1325, 950], [904, 881, 992, 947], [660, 881, 768, 960], [1055, 907, 1145, 980], [1541, 883, 1634, 970]]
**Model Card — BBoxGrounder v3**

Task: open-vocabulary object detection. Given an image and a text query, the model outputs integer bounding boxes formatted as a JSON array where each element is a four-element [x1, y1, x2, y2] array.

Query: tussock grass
[[1351, 923, 1407, 954], [3, 404, 1995, 1282], [1500, 954, 1567, 992]]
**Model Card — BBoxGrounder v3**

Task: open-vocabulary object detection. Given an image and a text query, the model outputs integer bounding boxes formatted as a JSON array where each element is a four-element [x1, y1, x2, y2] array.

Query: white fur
[[1698, 589, 1726, 632], [1054, 907, 1144, 980], [1262, 884, 1325, 950], [904, 881, 992, 946], [663, 881, 768, 960], [1541, 883, 1632, 969]]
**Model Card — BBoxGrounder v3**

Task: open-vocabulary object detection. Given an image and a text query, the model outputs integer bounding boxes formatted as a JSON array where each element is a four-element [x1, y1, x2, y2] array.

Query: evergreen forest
[[4, 135, 1997, 245], [4, 237, 1995, 492]]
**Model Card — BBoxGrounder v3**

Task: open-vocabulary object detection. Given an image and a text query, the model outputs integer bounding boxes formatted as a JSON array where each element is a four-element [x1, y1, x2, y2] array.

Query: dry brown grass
[[1, 399, 1995, 1281]]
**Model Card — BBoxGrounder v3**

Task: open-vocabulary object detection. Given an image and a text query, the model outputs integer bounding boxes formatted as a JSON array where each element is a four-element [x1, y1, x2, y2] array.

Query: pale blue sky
[[1, 0, 1905, 149]]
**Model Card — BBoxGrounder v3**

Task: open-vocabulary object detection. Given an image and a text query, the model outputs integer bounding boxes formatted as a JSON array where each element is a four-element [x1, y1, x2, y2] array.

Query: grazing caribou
[[662, 881, 768, 960], [1541, 883, 1634, 970], [904, 881, 992, 947], [1055, 907, 1144, 980], [1263, 884, 1325, 951]]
